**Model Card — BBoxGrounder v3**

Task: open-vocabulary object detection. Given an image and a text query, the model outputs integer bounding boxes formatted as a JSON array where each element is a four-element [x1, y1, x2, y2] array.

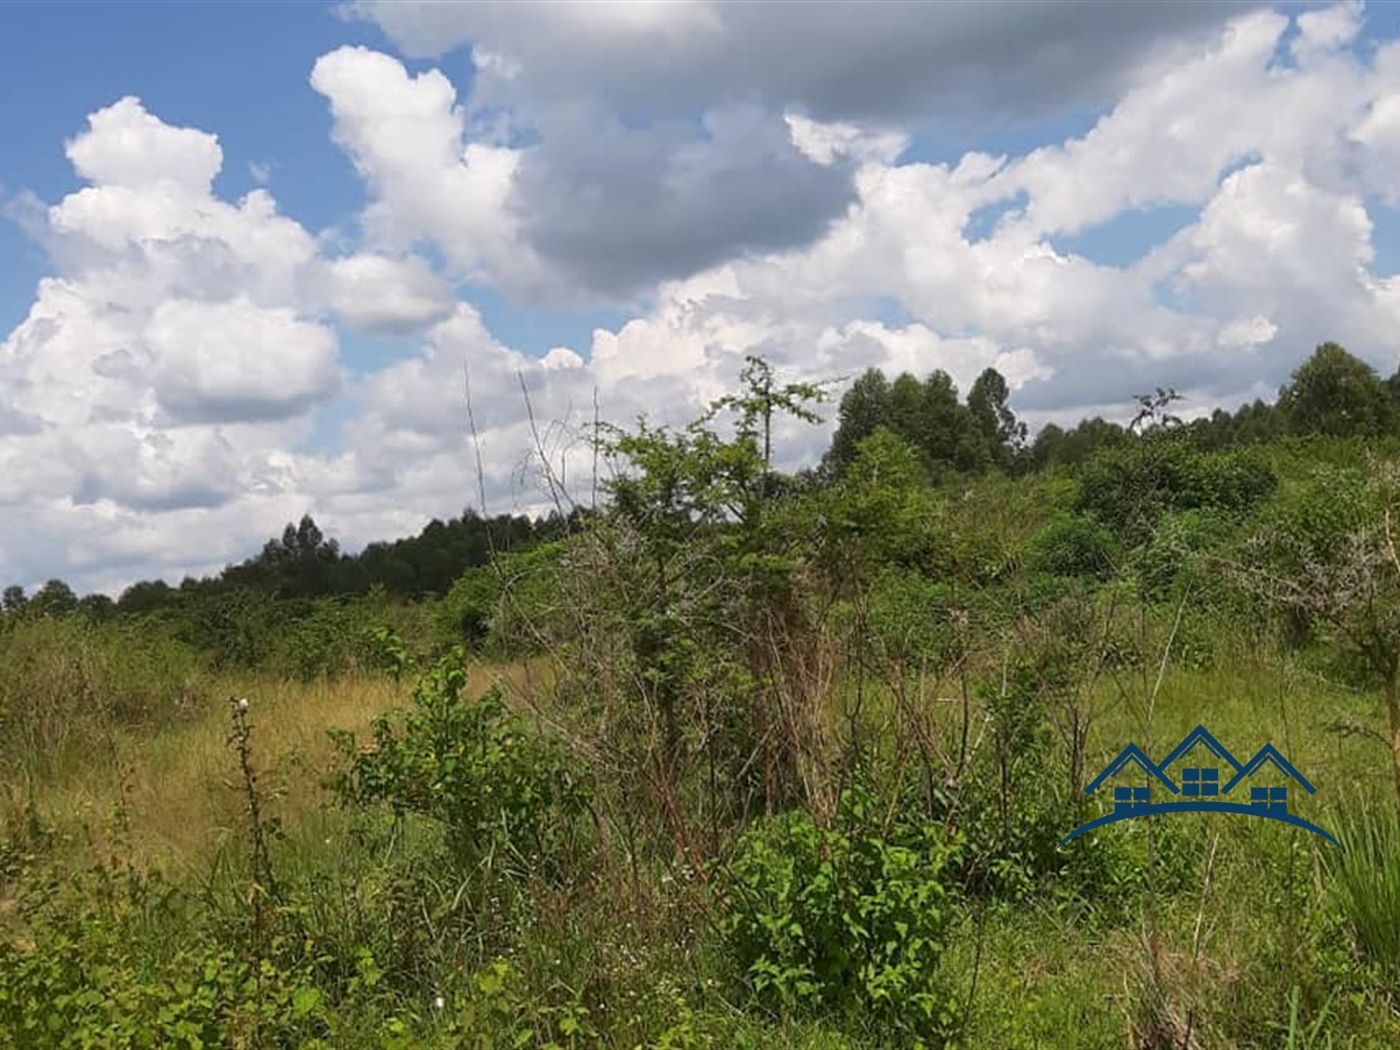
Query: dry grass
[[14, 660, 542, 877]]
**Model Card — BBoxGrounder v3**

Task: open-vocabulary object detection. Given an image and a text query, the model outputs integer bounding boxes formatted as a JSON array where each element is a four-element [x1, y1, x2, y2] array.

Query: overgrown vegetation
[[6, 341, 1400, 1046]]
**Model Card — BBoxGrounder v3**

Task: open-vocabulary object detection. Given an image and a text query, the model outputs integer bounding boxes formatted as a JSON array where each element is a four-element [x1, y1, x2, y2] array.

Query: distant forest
[[4, 340, 1399, 623]]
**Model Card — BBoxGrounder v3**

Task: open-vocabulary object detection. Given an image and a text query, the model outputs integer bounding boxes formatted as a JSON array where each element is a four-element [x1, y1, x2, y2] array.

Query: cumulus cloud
[[66, 95, 223, 192], [9, 3, 1400, 596], [307, 252, 455, 334], [347, 0, 1253, 123], [0, 97, 457, 589], [328, 0, 1256, 299], [513, 103, 856, 297], [309, 46, 535, 289], [309, 46, 855, 299]]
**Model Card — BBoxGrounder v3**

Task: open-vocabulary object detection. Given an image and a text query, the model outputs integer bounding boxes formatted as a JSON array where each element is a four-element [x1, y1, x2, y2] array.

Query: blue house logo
[[1060, 725, 1341, 850]]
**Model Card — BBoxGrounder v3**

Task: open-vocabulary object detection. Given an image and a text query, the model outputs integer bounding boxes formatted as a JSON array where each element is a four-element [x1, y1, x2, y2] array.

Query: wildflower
[[434, 995, 445, 1010]]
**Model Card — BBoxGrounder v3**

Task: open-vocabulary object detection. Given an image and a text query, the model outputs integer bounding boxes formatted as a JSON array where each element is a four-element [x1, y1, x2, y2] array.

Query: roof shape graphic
[[1084, 742, 1180, 796], [1221, 743, 1317, 796], [1157, 724, 1242, 774]]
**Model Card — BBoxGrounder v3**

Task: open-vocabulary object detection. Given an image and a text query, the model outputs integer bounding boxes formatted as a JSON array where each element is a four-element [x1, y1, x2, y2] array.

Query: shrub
[[439, 565, 500, 650], [1077, 441, 1277, 542], [723, 785, 959, 1036], [329, 644, 593, 885], [1024, 511, 1117, 579]]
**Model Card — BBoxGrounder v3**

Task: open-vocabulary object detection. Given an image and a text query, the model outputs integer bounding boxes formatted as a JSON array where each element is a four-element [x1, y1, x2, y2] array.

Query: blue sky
[[4, 1, 1400, 592], [0, 1, 637, 363]]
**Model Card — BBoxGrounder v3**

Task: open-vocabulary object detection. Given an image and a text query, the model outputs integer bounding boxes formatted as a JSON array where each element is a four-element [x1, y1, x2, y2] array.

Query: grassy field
[[5, 632, 1400, 1048]]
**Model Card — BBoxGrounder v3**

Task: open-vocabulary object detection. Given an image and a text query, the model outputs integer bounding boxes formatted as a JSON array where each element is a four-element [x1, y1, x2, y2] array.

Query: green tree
[[824, 368, 893, 476], [78, 593, 116, 622], [116, 578, 175, 615], [966, 367, 1027, 472], [922, 369, 980, 476], [31, 579, 79, 618], [1279, 342, 1393, 438], [1, 584, 26, 613]]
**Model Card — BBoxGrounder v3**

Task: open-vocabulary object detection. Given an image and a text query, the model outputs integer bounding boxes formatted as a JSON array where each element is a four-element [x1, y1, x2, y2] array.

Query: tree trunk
[[1388, 672, 1400, 820]]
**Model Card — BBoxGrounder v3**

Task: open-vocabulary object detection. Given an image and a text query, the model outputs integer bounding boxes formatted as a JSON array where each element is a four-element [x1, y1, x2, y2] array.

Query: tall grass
[[1326, 791, 1400, 990]]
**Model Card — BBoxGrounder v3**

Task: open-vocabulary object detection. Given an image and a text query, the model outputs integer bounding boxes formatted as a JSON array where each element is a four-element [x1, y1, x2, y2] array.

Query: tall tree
[[31, 579, 79, 618], [887, 372, 927, 453], [1279, 342, 1393, 438], [966, 367, 1027, 472], [825, 369, 894, 477]]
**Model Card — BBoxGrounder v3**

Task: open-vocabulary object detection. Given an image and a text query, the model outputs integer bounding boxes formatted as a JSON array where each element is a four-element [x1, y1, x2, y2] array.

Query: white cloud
[[308, 46, 536, 289], [66, 96, 223, 193], [145, 297, 340, 423], [308, 252, 456, 334], [0, 97, 457, 591]]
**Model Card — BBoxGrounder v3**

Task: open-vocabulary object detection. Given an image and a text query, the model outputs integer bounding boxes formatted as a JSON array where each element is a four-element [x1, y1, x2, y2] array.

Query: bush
[[329, 644, 593, 886], [0, 859, 332, 1050], [1136, 508, 1234, 604], [439, 565, 500, 651], [723, 785, 959, 1036], [1024, 512, 1117, 579], [1076, 441, 1277, 542]]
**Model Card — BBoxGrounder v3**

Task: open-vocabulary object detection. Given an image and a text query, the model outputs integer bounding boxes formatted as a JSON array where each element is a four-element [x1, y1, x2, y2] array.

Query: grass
[[7, 633, 1400, 1047], [2, 661, 538, 876]]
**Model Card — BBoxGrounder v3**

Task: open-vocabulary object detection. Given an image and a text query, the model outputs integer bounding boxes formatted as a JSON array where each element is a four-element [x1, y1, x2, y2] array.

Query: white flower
[[434, 995, 445, 1010]]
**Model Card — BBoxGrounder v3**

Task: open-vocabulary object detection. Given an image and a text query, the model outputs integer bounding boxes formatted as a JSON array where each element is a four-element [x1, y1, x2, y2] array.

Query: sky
[[3, 0, 1400, 596]]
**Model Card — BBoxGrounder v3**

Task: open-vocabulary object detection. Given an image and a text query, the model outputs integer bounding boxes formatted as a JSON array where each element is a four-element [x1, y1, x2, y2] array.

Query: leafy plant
[[329, 643, 593, 885], [723, 785, 959, 1036]]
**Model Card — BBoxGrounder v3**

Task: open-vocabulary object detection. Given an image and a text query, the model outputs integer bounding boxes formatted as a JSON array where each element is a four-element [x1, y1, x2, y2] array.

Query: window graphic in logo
[[1060, 725, 1341, 850]]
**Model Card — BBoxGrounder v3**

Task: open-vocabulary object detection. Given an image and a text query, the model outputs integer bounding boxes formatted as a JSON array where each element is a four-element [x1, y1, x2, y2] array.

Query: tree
[[966, 367, 1027, 472], [1028, 423, 1066, 472], [1128, 387, 1185, 436], [921, 370, 979, 476], [31, 579, 79, 618], [78, 593, 116, 622], [2, 584, 26, 613], [706, 355, 828, 503], [1279, 342, 1393, 438], [117, 578, 175, 615], [825, 369, 893, 476], [888, 372, 927, 453]]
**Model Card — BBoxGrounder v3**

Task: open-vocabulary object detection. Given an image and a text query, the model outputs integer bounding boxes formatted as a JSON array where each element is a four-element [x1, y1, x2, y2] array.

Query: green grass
[[7, 629, 1400, 1047]]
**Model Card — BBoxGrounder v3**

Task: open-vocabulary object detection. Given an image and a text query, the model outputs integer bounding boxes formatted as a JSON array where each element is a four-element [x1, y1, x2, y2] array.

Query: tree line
[[4, 340, 1399, 624]]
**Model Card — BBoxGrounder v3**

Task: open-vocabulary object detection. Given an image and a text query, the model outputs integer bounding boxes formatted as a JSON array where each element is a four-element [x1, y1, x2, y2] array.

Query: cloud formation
[[4, 3, 1400, 595]]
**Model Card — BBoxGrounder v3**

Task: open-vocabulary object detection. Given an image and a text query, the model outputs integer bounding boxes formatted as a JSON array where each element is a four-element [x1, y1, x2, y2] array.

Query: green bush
[[0, 860, 332, 1050], [329, 644, 593, 884], [1077, 441, 1277, 542], [439, 565, 500, 650], [723, 786, 959, 1036], [1136, 508, 1234, 604], [1024, 511, 1117, 579]]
